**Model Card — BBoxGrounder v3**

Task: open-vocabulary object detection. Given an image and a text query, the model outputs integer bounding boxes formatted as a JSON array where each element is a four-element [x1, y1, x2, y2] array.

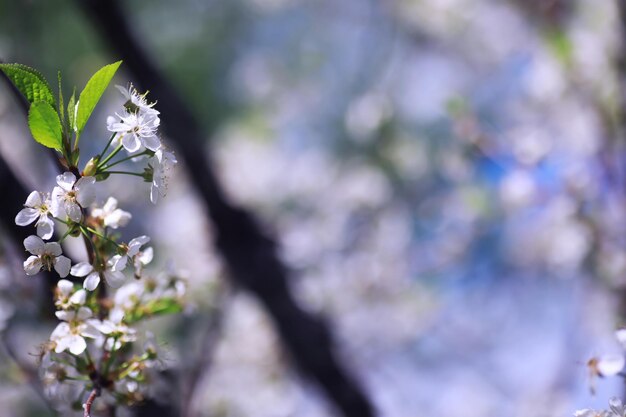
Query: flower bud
[[83, 157, 99, 177]]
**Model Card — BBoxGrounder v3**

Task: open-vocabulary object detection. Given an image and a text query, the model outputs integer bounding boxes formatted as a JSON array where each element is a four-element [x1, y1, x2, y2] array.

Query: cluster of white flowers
[[40, 272, 185, 409], [105, 84, 177, 203], [9, 73, 186, 414], [17, 171, 97, 278], [16, 178, 150, 291]]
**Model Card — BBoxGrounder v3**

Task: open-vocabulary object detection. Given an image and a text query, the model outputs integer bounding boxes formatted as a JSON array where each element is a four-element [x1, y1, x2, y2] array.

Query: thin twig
[[83, 387, 100, 417]]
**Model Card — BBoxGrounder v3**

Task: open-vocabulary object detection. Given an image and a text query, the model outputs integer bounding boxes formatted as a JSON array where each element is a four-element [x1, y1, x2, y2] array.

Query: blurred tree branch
[[75, 0, 375, 416], [181, 287, 229, 417]]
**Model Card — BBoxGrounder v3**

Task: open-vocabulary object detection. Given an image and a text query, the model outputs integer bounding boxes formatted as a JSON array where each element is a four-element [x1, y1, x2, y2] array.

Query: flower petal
[[103, 197, 118, 212], [104, 270, 126, 288], [51, 322, 70, 342], [76, 306, 92, 321], [49, 188, 64, 217], [54, 256, 71, 278], [75, 177, 96, 206], [109, 308, 125, 324], [142, 134, 161, 152], [81, 322, 102, 338], [15, 208, 39, 226], [24, 235, 45, 255], [83, 272, 101, 291], [115, 84, 131, 99], [44, 242, 62, 257], [66, 202, 82, 223], [57, 279, 74, 296], [88, 319, 115, 334], [67, 334, 87, 355], [36, 216, 55, 240], [56, 172, 76, 191], [23, 256, 42, 275], [69, 289, 87, 305], [109, 255, 127, 272], [122, 133, 142, 153], [105, 209, 132, 229], [138, 247, 154, 266], [129, 235, 150, 250], [55, 310, 74, 321], [24, 191, 42, 208], [71, 262, 94, 277]]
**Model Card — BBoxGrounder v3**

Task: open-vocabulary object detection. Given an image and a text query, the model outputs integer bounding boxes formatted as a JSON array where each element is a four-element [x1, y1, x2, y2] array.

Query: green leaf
[[28, 101, 63, 150], [123, 297, 183, 323], [76, 61, 122, 135], [143, 298, 183, 319], [0, 63, 56, 107]]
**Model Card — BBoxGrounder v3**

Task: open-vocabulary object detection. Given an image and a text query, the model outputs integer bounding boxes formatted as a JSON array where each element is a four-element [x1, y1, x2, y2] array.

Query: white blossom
[[107, 111, 161, 153], [15, 191, 56, 239], [92, 197, 132, 229], [114, 281, 143, 311], [51, 172, 96, 223], [90, 308, 136, 350], [149, 149, 177, 204], [50, 321, 100, 355], [55, 306, 92, 323], [55, 279, 87, 309], [115, 84, 159, 116], [110, 235, 152, 276], [40, 352, 83, 411], [50, 307, 100, 355], [70, 261, 126, 291], [23, 235, 71, 277]]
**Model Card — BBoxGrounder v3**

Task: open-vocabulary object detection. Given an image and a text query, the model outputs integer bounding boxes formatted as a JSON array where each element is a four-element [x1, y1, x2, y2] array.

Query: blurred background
[[1, 0, 626, 416]]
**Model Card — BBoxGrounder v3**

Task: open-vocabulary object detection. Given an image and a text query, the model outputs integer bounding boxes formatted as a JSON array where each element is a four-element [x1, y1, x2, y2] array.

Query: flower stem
[[102, 338, 118, 377], [79, 226, 102, 266], [83, 226, 124, 249], [105, 170, 145, 178], [84, 346, 94, 367], [98, 150, 149, 172], [98, 144, 124, 169], [100, 133, 117, 158]]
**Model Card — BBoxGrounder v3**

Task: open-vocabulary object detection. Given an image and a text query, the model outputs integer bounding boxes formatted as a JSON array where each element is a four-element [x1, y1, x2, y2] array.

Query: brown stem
[[83, 388, 100, 417]]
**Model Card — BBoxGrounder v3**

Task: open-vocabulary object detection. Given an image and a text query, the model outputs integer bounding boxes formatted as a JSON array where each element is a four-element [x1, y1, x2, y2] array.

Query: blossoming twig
[[1, 60, 185, 416]]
